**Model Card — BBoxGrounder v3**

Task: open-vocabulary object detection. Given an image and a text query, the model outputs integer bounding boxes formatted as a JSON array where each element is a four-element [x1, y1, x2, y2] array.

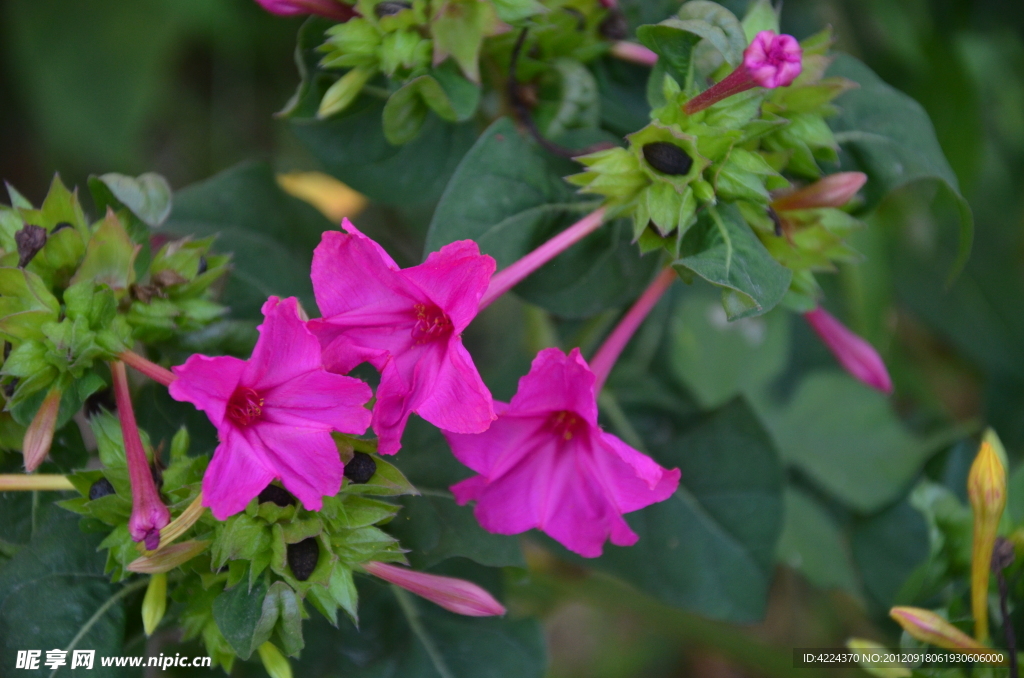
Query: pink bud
[[684, 30, 803, 115], [254, 0, 356, 22], [363, 562, 506, 617], [804, 307, 892, 394], [772, 173, 867, 212], [609, 42, 659, 68], [22, 387, 62, 472], [111, 361, 171, 549]]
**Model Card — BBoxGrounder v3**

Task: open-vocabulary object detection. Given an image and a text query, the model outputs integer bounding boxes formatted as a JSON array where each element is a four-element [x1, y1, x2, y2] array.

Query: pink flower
[[253, 0, 356, 22], [363, 561, 506, 616], [169, 296, 372, 520], [804, 307, 893, 394], [308, 220, 496, 455], [685, 30, 803, 114], [445, 347, 680, 558]]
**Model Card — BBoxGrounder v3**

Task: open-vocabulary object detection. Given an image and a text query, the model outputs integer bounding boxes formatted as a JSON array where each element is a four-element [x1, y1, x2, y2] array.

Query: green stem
[[52, 578, 148, 677], [393, 586, 456, 678]]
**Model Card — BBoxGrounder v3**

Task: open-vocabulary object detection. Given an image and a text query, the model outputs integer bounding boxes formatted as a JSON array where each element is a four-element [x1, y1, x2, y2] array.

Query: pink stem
[[684, 67, 756, 115], [479, 208, 606, 310], [610, 42, 658, 67], [119, 351, 177, 387], [589, 267, 677, 392]]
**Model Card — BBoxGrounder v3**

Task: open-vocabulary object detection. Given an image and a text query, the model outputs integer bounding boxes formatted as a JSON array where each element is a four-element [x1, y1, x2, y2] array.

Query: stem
[[480, 208, 606, 310], [684, 67, 756, 115], [999, 571, 1018, 678], [52, 579, 149, 678], [0, 474, 74, 491], [589, 267, 676, 392], [119, 351, 177, 387], [610, 42, 658, 67]]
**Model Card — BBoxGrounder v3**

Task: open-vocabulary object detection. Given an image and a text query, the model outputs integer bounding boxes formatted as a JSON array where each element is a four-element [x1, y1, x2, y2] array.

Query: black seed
[[343, 452, 377, 484], [642, 142, 693, 176], [52, 221, 74, 234], [15, 224, 47, 268], [3, 377, 18, 400], [599, 9, 629, 40], [287, 538, 320, 581], [197, 255, 208, 275], [258, 484, 296, 507], [84, 388, 116, 418], [375, 1, 411, 17], [768, 207, 783, 236], [89, 477, 116, 500]]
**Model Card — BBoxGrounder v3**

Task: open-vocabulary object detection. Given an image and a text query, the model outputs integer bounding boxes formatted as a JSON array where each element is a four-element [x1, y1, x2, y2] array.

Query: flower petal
[[415, 338, 495, 434], [249, 424, 344, 512], [508, 347, 598, 423], [593, 432, 681, 513], [243, 296, 324, 391], [402, 240, 495, 332], [445, 411, 542, 477], [202, 430, 276, 520], [170, 354, 247, 429], [263, 369, 372, 433], [370, 356, 418, 455]]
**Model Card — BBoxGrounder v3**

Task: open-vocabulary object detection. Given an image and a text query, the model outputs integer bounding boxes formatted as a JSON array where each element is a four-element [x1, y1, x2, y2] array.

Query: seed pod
[[15, 224, 47, 268], [375, 1, 411, 17], [258, 484, 296, 507], [89, 477, 116, 500], [642, 142, 693, 176], [599, 9, 629, 41], [287, 537, 320, 582], [344, 452, 377, 484]]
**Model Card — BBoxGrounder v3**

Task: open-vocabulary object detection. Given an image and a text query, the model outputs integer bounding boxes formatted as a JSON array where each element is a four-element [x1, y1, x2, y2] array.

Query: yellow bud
[[257, 642, 293, 678], [846, 638, 911, 678], [142, 573, 167, 637], [967, 432, 1007, 642], [890, 607, 990, 653]]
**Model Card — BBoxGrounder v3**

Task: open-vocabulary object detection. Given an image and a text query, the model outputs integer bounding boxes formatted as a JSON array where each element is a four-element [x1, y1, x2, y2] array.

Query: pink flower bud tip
[[363, 561, 506, 617], [804, 307, 892, 394], [743, 31, 803, 89], [771, 172, 868, 212], [254, 0, 356, 22]]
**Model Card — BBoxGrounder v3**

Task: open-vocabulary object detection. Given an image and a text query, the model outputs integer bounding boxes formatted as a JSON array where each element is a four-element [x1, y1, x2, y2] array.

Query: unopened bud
[[771, 172, 867, 212], [889, 607, 988, 652], [968, 431, 1007, 641], [257, 642, 293, 678], [253, 0, 356, 22], [23, 386, 62, 472], [364, 561, 506, 616], [142, 573, 167, 636], [804, 307, 892, 393], [846, 639, 911, 678]]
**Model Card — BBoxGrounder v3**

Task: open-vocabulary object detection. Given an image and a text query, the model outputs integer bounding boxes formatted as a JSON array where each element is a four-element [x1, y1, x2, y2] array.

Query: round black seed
[[375, 1, 411, 17], [197, 255, 208, 275], [258, 484, 296, 507], [343, 452, 377, 484], [89, 477, 116, 500], [2, 377, 17, 400], [84, 388, 116, 418], [599, 9, 629, 40], [52, 221, 74, 234], [642, 142, 693, 176], [287, 538, 320, 582]]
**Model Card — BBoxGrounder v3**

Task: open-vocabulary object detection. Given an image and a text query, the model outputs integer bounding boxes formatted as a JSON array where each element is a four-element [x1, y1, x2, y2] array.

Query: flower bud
[[22, 386, 62, 472], [889, 607, 988, 652], [771, 172, 867, 212], [968, 431, 1007, 641], [804, 307, 892, 393], [254, 0, 356, 22], [142, 573, 167, 636], [846, 638, 911, 678], [257, 642, 293, 678], [364, 561, 506, 617]]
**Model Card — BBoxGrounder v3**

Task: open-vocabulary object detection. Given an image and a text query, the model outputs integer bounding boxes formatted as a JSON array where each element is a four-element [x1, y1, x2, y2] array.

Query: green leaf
[[213, 576, 270, 661], [776, 487, 859, 593], [757, 371, 969, 513], [166, 162, 333, 320], [89, 172, 172, 228], [382, 68, 480, 145], [827, 54, 973, 283], [427, 118, 659, 318], [582, 398, 784, 622], [636, 23, 701, 88], [0, 509, 140, 675], [850, 500, 929, 608], [673, 204, 791, 320]]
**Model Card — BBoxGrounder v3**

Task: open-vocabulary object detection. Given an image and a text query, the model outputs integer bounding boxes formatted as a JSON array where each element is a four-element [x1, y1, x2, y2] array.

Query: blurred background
[[3, 0, 1024, 676]]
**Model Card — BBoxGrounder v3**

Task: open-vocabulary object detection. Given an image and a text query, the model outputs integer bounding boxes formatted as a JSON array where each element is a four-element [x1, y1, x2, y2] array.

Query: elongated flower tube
[[804, 307, 892, 393], [610, 42, 658, 67], [363, 561, 506, 616], [771, 172, 867, 212], [119, 350, 176, 387], [889, 607, 992, 654], [253, 0, 356, 22], [968, 433, 1007, 642], [111, 361, 171, 550], [685, 31, 802, 115], [22, 386, 62, 472]]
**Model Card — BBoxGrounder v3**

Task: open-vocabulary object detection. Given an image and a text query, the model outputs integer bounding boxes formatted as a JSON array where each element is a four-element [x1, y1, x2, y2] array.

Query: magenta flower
[[253, 0, 356, 22], [685, 30, 803, 114], [169, 296, 373, 520], [363, 561, 506, 616], [445, 347, 680, 558], [804, 306, 893, 394], [308, 220, 496, 455]]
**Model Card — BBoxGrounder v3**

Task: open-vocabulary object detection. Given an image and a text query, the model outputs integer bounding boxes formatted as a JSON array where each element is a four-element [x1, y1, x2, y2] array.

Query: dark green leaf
[[212, 576, 269, 660], [775, 488, 858, 593], [89, 173, 172, 228], [850, 500, 929, 608], [636, 24, 701, 88]]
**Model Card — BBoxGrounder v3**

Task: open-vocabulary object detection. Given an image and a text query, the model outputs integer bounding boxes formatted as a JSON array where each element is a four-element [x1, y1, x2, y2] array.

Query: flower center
[[411, 303, 453, 344], [226, 387, 264, 427], [548, 410, 584, 441]]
